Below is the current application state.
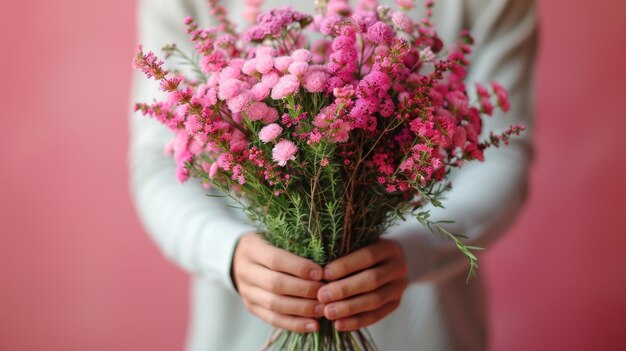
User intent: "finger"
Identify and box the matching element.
[334,300,400,332]
[240,263,323,298]
[318,260,404,303]
[247,235,323,281]
[248,303,319,333]
[324,281,403,320]
[244,285,325,318]
[323,240,398,281]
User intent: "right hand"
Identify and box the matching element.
[232,233,325,333]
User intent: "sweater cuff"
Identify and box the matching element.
[198,219,257,294]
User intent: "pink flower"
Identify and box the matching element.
[208,162,219,179]
[475,83,490,98]
[392,11,413,33]
[251,83,270,100]
[291,49,312,62]
[271,74,300,99]
[258,123,283,143]
[272,139,298,166]
[491,81,510,112]
[226,91,252,113]
[255,55,274,74]
[302,70,329,93]
[246,101,270,121]
[242,59,258,76]
[419,47,436,63]
[262,107,279,123]
[218,79,243,100]
[261,71,280,88]
[274,56,294,72]
[288,61,309,76]
[367,22,394,45]
[218,67,240,81]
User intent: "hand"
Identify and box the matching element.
[317,239,409,331]
[232,233,325,333]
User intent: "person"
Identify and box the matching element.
[128,0,537,350]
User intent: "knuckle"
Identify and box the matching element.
[268,254,281,270]
[268,275,283,293]
[339,284,350,298]
[369,270,383,287]
[267,295,280,311]
[342,303,353,316]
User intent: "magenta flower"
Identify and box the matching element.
[367,22,394,45]
[272,139,298,166]
[491,81,511,112]
[244,6,313,42]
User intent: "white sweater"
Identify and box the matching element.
[128,1,537,350]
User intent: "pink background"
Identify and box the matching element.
[2,1,625,350]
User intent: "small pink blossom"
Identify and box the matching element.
[226,91,252,113]
[258,123,283,143]
[218,79,243,100]
[274,56,294,72]
[395,0,415,10]
[251,83,270,100]
[392,11,413,33]
[208,162,219,179]
[367,22,394,45]
[272,139,298,166]
[246,101,270,121]
[255,55,275,74]
[419,47,436,63]
[302,70,329,93]
[262,107,279,123]
[291,49,312,62]
[242,59,258,76]
[491,81,510,112]
[261,71,280,88]
[288,61,309,76]
[271,74,300,99]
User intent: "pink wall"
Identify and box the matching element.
[1,1,624,350]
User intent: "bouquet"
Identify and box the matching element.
[133,0,523,349]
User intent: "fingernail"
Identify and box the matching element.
[309,269,321,280]
[324,268,334,280]
[327,306,338,319]
[314,304,325,316]
[305,323,317,332]
[320,291,332,303]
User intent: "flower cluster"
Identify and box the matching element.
[133,2,520,346]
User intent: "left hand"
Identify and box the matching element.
[317,239,409,331]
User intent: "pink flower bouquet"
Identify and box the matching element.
[133,0,523,349]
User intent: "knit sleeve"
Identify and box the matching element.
[386,0,539,283]
[128,0,257,294]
